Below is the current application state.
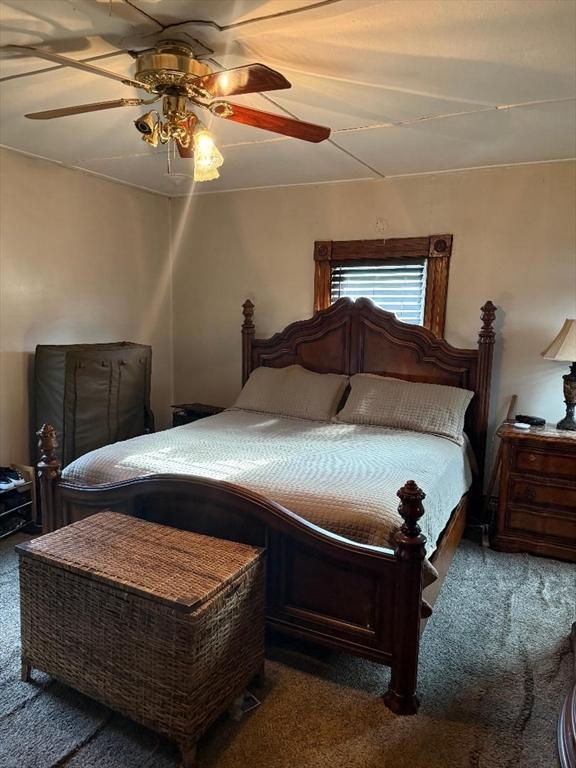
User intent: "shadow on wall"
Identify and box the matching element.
[26,352,34,465]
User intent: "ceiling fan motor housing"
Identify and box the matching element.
[134,41,211,94]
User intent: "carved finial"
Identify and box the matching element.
[397,480,426,538]
[37,423,58,464]
[242,300,256,385]
[242,299,255,330]
[428,234,452,259]
[479,301,497,345]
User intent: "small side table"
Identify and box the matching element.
[171,403,225,427]
[492,423,576,562]
[0,464,37,540]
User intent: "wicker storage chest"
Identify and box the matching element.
[17,512,265,767]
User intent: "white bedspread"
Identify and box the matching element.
[63,410,473,565]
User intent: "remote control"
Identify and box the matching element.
[515,414,546,427]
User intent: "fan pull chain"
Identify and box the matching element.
[167,141,178,176]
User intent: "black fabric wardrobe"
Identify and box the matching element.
[33,342,154,467]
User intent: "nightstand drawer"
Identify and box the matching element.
[507,506,575,541]
[509,475,576,514]
[514,447,576,479]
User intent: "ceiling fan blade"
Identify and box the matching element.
[25,98,146,120]
[196,64,290,98]
[210,102,330,143]
[3,45,148,91]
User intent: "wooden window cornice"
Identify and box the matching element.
[313,235,453,337]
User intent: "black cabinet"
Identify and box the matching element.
[34,343,154,467]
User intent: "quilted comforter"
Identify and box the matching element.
[64,409,473,575]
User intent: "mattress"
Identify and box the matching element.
[63,409,473,573]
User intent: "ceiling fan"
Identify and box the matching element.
[5,40,331,181]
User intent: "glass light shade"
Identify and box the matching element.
[193,128,223,182]
[142,122,159,148]
[193,165,220,182]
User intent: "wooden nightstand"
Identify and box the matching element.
[171,403,225,427]
[492,423,576,562]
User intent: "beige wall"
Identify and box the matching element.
[2,155,574,470]
[0,149,173,465]
[171,162,576,446]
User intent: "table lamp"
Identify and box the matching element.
[541,318,576,430]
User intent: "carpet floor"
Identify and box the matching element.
[1,532,574,768]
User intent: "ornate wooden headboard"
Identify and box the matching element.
[241,297,496,481]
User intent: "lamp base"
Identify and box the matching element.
[556,414,576,431]
[557,364,576,431]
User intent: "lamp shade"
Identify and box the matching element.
[541,319,576,361]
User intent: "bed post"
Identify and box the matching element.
[475,301,497,492]
[242,299,255,385]
[383,480,427,716]
[37,424,61,534]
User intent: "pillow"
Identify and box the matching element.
[233,365,349,422]
[336,374,474,444]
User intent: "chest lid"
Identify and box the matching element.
[17,511,263,613]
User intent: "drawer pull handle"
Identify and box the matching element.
[519,487,536,503]
[528,454,536,462]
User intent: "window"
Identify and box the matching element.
[330,259,427,324]
[314,235,452,337]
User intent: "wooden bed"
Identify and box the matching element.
[37,297,496,715]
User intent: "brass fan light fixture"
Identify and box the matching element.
[6,41,331,182]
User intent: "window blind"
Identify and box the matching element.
[330,259,427,325]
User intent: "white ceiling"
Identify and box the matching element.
[0,0,574,196]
